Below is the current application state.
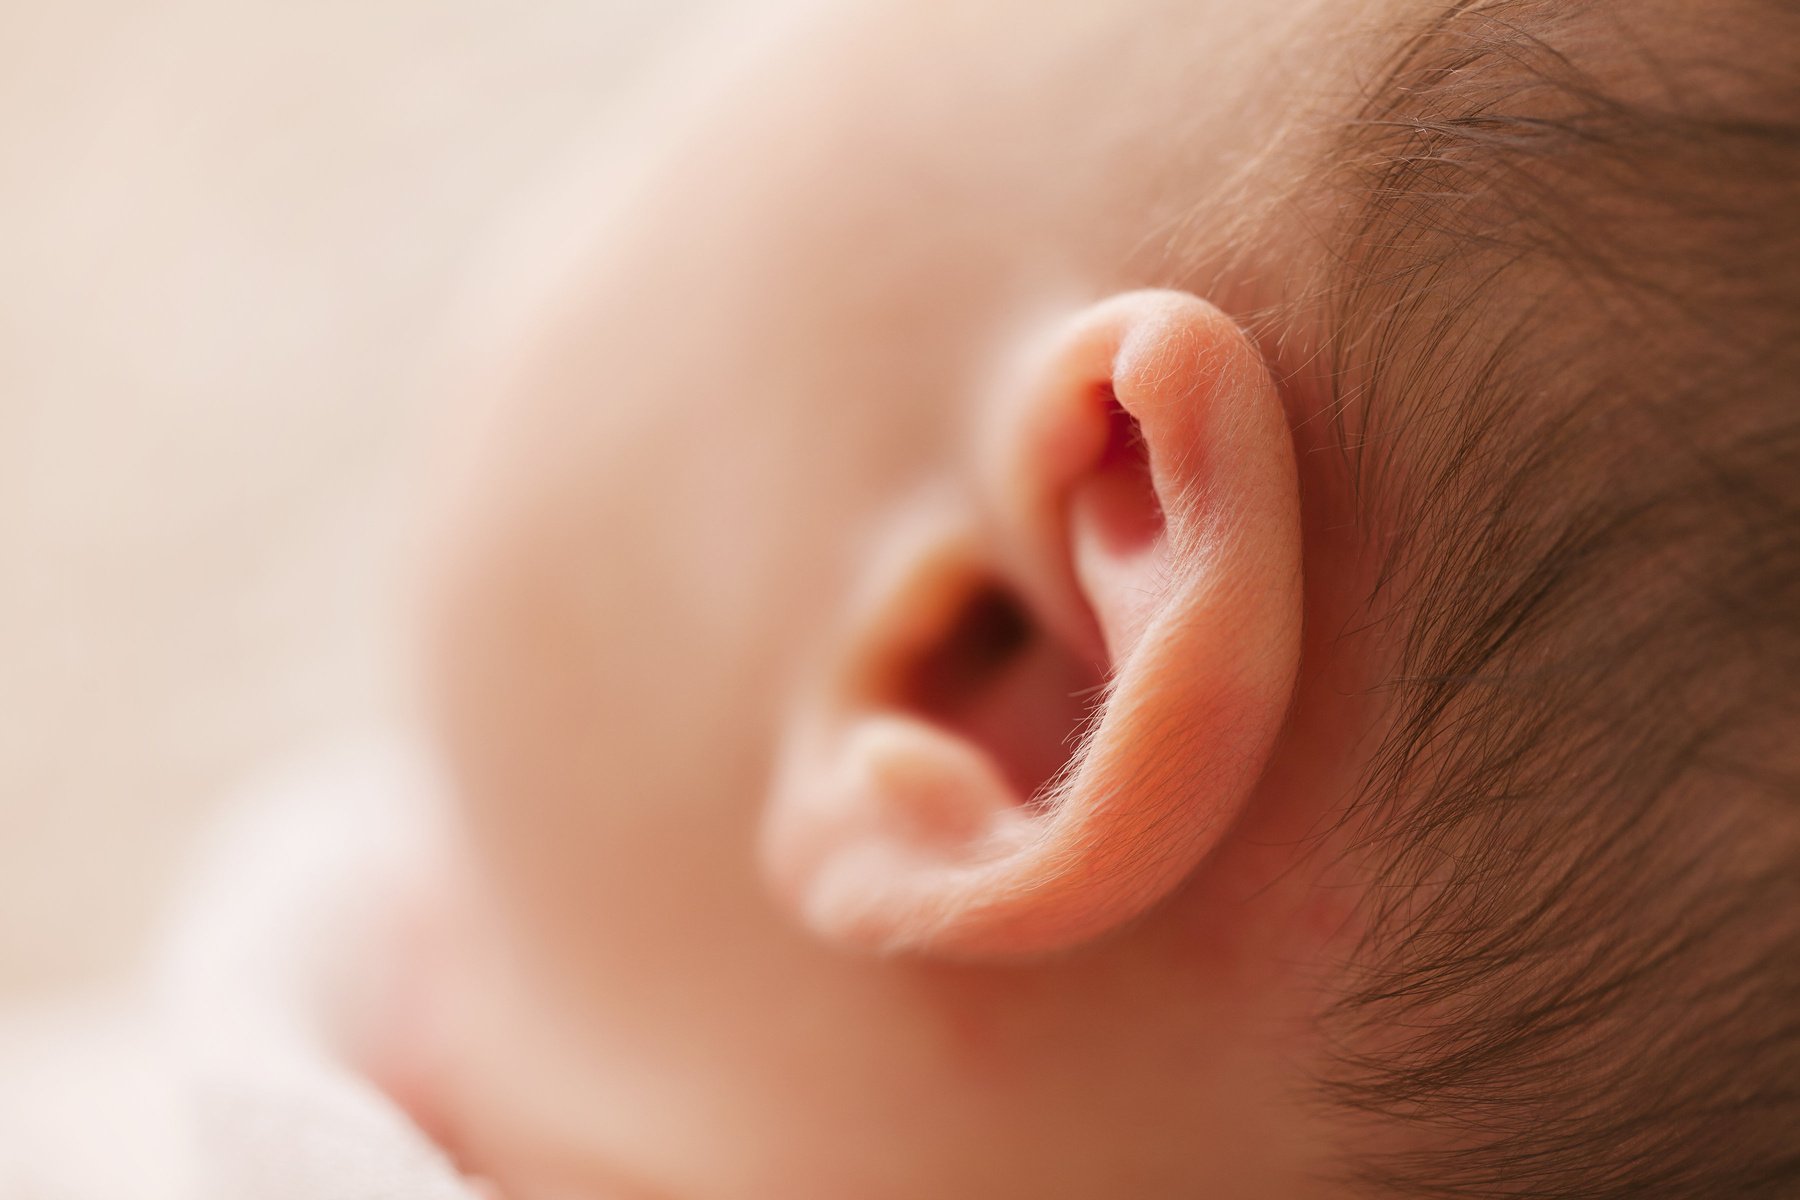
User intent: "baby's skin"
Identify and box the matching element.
[390,0,1466,1196]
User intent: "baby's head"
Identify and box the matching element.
[418,0,1800,1195]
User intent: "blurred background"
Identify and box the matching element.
[0,0,710,999]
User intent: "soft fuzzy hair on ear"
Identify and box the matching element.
[1252,1,1800,1197]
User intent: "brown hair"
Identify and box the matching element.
[1306,1,1800,1195]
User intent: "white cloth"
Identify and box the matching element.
[0,743,480,1200]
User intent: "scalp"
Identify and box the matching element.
[1280,1,1800,1195]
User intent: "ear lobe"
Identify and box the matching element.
[760,291,1303,958]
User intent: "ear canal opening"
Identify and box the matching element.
[895,581,1104,807]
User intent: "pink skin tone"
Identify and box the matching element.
[393,1,1398,1197]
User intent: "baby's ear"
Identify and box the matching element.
[760,291,1303,958]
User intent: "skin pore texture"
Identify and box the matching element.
[404,1,1407,1197]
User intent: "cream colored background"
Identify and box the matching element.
[0,1,704,997]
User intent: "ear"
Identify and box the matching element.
[760,291,1303,958]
